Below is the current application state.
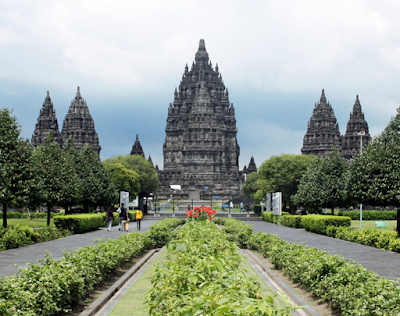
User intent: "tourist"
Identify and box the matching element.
[230,200,233,212]
[135,208,143,231]
[240,201,244,212]
[106,206,114,232]
[119,203,129,232]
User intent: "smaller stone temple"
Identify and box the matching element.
[31,91,63,148]
[242,156,257,179]
[301,90,371,159]
[130,134,145,157]
[341,95,371,159]
[301,90,342,157]
[61,87,101,154]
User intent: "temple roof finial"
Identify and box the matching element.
[320,89,326,103]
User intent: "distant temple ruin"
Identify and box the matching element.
[301,90,370,158]
[157,39,242,200]
[32,87,101,154]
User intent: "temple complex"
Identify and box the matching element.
[31,91,63,148]
[301,90,370,159]
[157,39,241,200]
[341,95,371,159]
[60,87,101,154]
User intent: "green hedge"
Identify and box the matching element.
[226,219,400,315]
[216,218,254,248]
[253,204,261,214]
[0,218,184,316]
[261,211,290,224]
[326,226,400,252]
[281,215,303,228]
[53,214,104,233]
[338,210,397,220]
[301,215,351,235]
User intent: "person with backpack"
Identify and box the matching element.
[118,203,129,232]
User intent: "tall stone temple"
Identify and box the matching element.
[32,91,63,148]
[301,90,370,159]
[61,87,101,154]
[157,39,241,200]
[341,95,371,159]
[32,87,101,155]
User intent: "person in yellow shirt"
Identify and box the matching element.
[135,208,143,231]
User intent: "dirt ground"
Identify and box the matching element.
[252,252,341,316]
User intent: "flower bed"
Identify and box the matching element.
[147,220,299,315]
[186,206,217,221]
[0,218,184,316]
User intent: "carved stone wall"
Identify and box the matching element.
[157,39,240,200]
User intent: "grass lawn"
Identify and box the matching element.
[1,218,54,227]
[109,247,286,315]
[350,220,397,232]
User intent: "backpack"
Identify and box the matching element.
[120,207,127,220]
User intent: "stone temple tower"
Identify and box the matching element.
[158,39,240,200]
[301,89,341,157]
[61,87,101,154]
[31,91,63,148]
[341,95,371,159]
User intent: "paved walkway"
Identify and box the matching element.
[247,221,400,281]
[0,219,161,278]
[2,220,400,282]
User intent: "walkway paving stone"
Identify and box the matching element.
[0,219,161,278]
[247,221,400,281]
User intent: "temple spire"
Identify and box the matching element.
[320,89,326,103]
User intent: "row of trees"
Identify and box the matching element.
[244,107,400,232]
[0,109,159,228]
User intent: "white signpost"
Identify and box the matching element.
[120,191,129,210]
[272,192,282,216]
[266,193,271,213]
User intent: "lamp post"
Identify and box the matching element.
[358,131,365,231]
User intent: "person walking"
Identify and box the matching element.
[106,206,114,232]
[240,201,244,212]
[230,200,234,212]
[135,208,143,231]
[119,203,129,232]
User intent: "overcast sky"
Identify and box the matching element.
[1,0,400,170]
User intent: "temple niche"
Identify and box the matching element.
[31,91,63,148]
[157,39,241,200]
[61,87,101,155]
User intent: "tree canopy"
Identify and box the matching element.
[254,154,316,213]
[102,154,159,195]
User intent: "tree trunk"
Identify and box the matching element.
[290,205,296,215]
[283,201,286,213]
[397,208,400,237]
[2,203,7,228]
[47,204,52,226]
[331,206,334,215]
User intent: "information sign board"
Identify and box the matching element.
[272,192,282,216]
[266,193,271,213]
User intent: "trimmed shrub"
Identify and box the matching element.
[216,218,253,248]
[301,215,351,235]
[338,210,397,220]
[261,211,290,224]
[281,215,303,228]
[53,214,104,233]
[253,204,262,214]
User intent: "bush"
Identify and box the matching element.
[281,215,303,228]
[253,204,262,214]
[216,218,253,248]
[53,214,104,233]
[0,218,184,316]
[261,211,290,224]
[301,215,351,235]
[338,210,397,220]
[0,225,69,251]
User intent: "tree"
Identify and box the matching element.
[254,154,316,213]
[243,172,259,200]
[0,109,34,228]
[348,107,400,234]
[102,154,159,194]
[293,147,349,213]
[32,133,79,225]
[103,162,141,198]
